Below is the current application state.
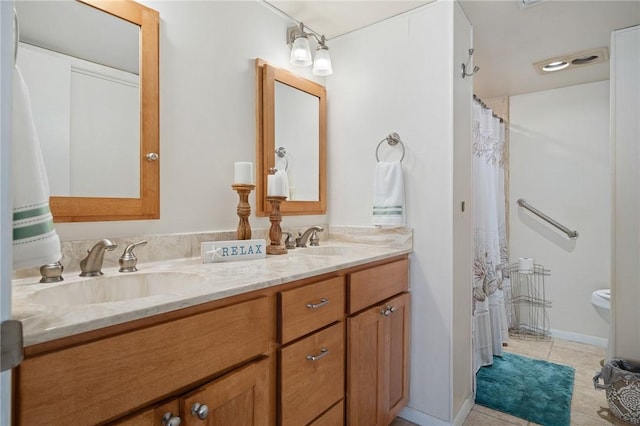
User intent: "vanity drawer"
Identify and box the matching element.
[280,322,345,426]
[348,258,409,314]
[309,400,345,426]
[279,276,345,344]
[17,296,273,426]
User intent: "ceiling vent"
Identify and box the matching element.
[533,47,609,75]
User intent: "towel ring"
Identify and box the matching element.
[375,132,405,163]
[275,146,289,171]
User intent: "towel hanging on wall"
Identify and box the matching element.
[372,161,405,226]
[12,65,61,269]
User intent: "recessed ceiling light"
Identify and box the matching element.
[542,61,569,72]
[533,47,609,75]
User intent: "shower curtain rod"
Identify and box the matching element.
[473,94,504,123]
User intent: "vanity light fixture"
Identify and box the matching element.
[287,22,333,76]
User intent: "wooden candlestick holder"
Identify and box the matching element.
[266,196,287,255]
[231,184,255,240]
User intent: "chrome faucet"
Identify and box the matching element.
[296,226,324,248]
[79,239,117,277]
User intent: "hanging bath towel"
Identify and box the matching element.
[372,161,405,226]
[12,65,61,270]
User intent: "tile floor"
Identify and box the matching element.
[394,337,630,425]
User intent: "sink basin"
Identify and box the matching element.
[289,245,380,257]
[29,272,209,306]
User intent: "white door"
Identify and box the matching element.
[1,2,16,424]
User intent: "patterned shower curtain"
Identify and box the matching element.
[472,99,510,373]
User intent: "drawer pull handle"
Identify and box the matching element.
[191,402,209,420]
[306,347,329,361]
[162,412,182,426]
[306,298,329,309]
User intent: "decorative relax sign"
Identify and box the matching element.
[201,239,266,263]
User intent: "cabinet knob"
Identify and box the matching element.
[161,412,182,426]
[381,305,398,316]
[306,298,329,309]
[146,152,159,161]
[191,402,209,420]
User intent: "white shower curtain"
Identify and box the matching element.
[472,99,510,373]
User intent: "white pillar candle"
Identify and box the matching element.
[267,174,276,196]
[267,172,287,196]
[234,162,253,184]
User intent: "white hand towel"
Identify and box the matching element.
[372,161,405,226]
[12,65,61,270]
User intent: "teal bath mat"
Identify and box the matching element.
[475,352,575,426]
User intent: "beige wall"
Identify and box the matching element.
[510,81,611,343]
[54,1,327,242]
[452,2,473,423]
[327,1,473,423]
[611,26,640,361]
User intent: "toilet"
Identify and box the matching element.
[591,289,611,324]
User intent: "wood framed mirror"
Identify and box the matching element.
[256,59,326,216]
[17,0,159,222]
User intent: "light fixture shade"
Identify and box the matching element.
[290,35,312,67]
[312,47,333,76]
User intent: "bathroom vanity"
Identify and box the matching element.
[11,241,410,425]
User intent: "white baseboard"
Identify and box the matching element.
[452,395,475,426]
[398,406,450,425]
[398,398,474,426]
[550,328,608,348]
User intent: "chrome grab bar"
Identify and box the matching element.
[517,198,579,240]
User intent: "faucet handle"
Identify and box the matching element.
[40,261,64,283]
[119,240,148,273]
[283,232,296,250]
[309,230,321,246]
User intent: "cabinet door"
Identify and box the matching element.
[381,293,410,425]
[181,357,271,426]
[347,303,383,426]
[347,293,410,426]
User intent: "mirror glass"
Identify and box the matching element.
[256,60,326,216]
[274,81,319,201]
[15,0,159,222]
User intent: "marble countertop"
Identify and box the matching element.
[12,241,411,347]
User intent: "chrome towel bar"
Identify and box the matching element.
[517,198,579,240]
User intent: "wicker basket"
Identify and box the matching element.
[594,359,640,424]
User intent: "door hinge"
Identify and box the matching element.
[1,320,24,372]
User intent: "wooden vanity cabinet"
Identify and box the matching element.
[15,296,274,426]
[14,255,410,426]
[347,259,410,426]
[278,276,346,425]
[115,357,270,426]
